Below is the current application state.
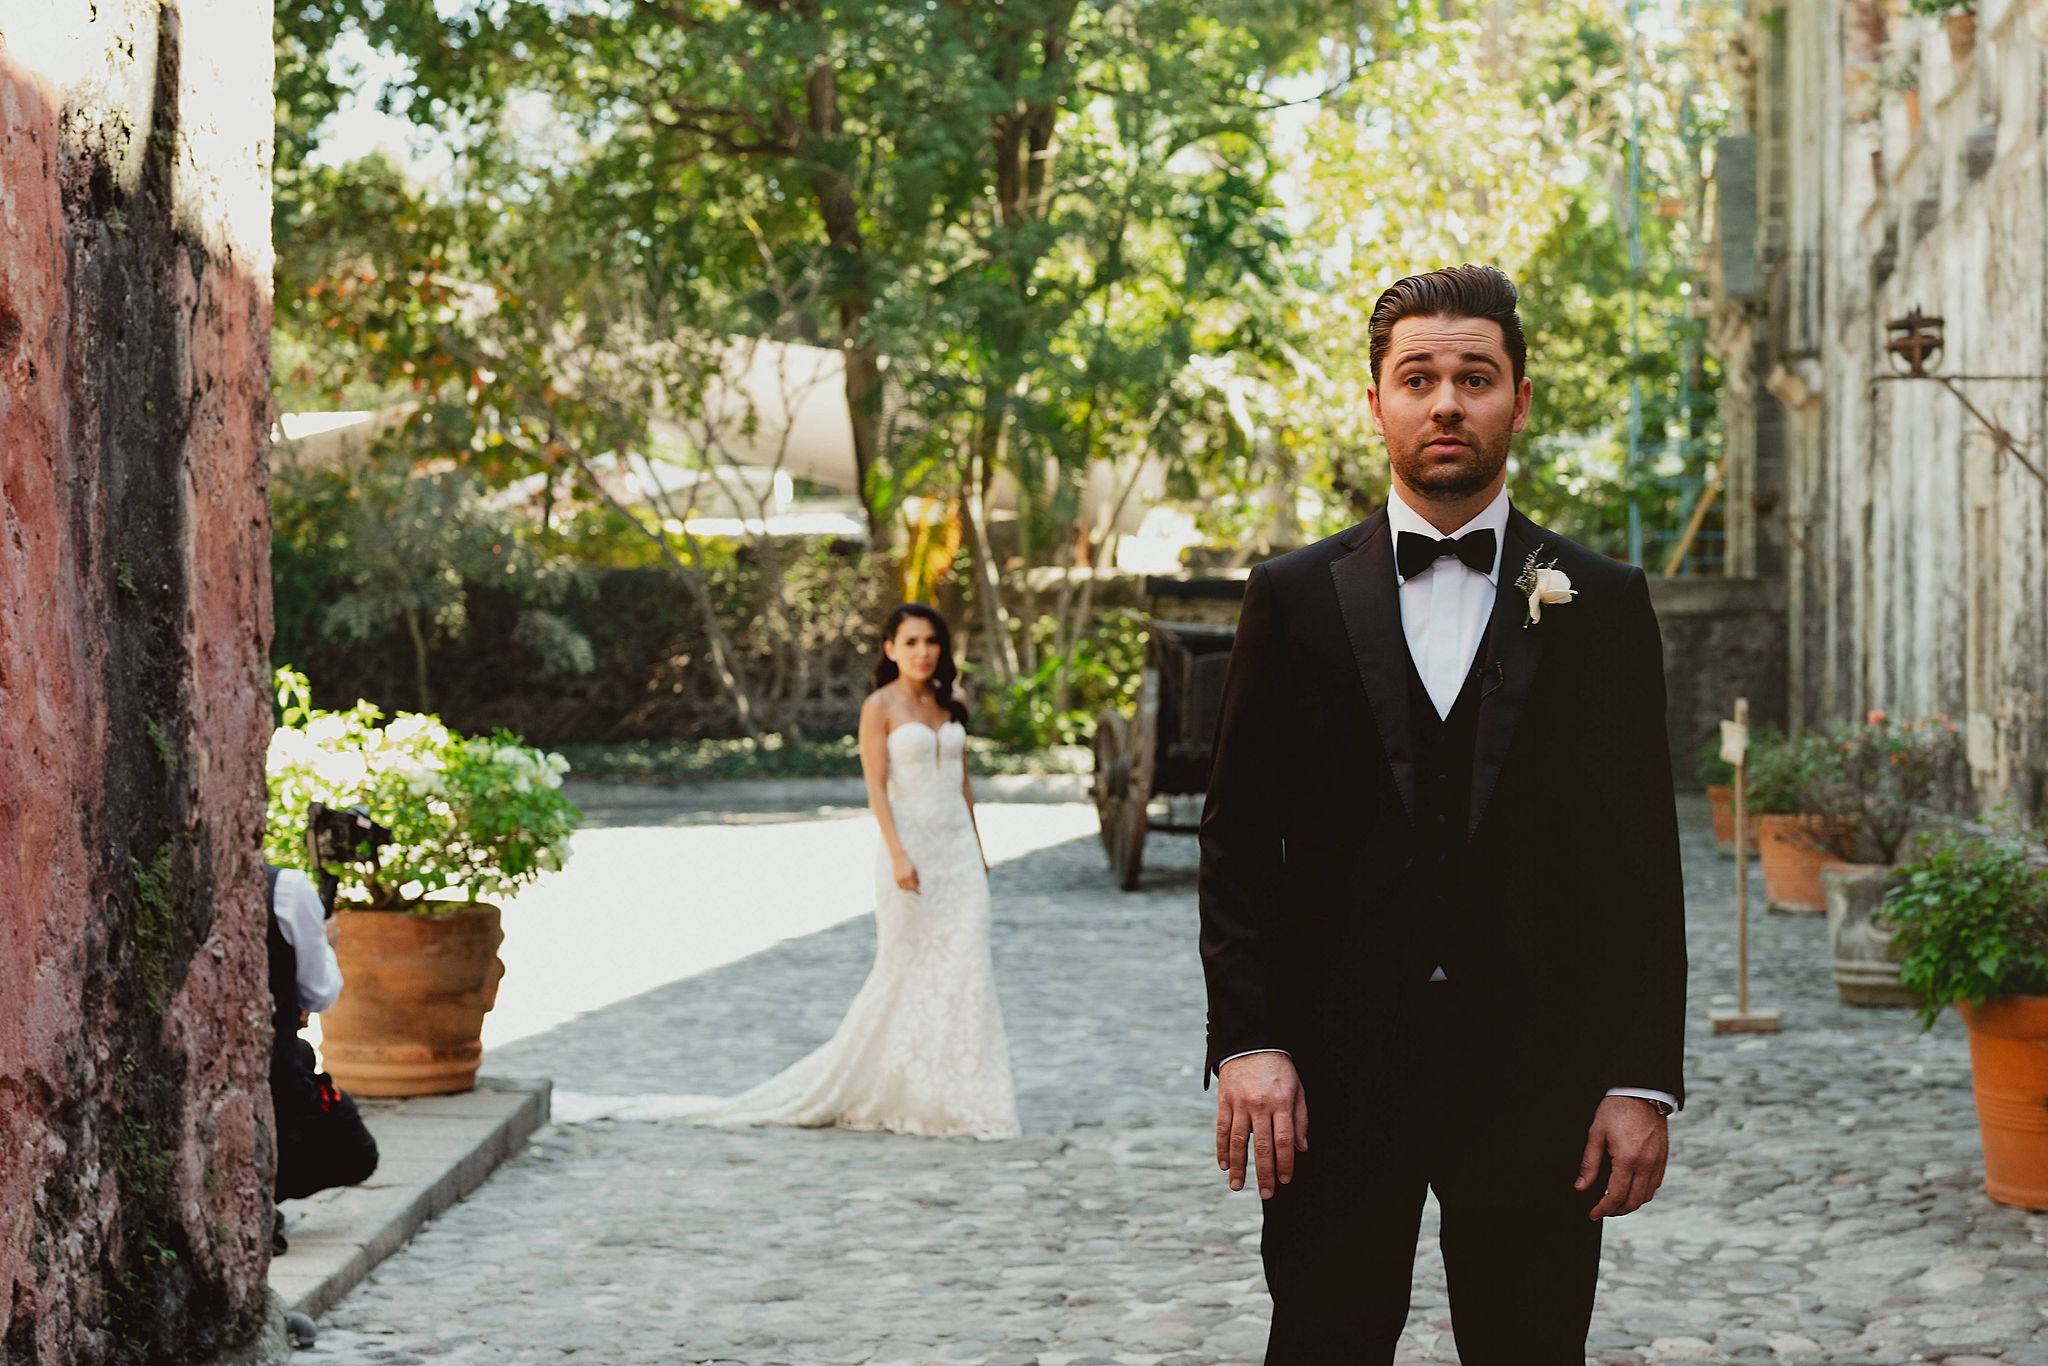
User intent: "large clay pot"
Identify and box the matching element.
[1945,10,1977,68]
[320,903,506,1097]
[1756,814,1851,914]
[1957,996,2048,1210]
[1821,862,1916,1007]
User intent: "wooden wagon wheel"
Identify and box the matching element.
[1091,668,1159,891]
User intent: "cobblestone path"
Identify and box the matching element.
[305,795,2048,1365]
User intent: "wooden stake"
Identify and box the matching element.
[1712,697,1781,1035]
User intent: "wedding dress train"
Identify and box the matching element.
[659,720,1020,1140]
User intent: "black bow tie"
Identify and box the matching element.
[1396,527,1496,580]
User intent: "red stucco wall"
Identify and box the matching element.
[0,2,276,1358]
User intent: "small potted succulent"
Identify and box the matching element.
[1883,828,2048,1209]
[265,667,581,1096]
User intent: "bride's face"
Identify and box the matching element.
[886,618,942,684]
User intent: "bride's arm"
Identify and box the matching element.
[961,764,988,872]
[860,696,919,892]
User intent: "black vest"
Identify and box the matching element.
[1403,640,1488,975]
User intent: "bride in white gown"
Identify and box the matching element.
[672,604,1019,1140]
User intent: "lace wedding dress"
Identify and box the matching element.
[671,720,1020,1140]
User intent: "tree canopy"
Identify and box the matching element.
[272,0,1730,734]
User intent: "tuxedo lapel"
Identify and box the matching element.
[1468,511,1549,838]
[1329,511,1415,825]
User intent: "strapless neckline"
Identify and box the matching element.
[890,719,962,739]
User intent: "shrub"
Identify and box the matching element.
[1745,714,1967,862]
[973,611,1145,751]
[1695,735,1734,788]
[1825,711,1968,864]
[265,666,581,908]
[1746,730,1837,816]
[1883,833,2048,1028]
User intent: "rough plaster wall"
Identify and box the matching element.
[0,0,275,1359]
[1648,581,1790,785]
[1803,0,2048,811]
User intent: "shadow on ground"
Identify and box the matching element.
[484,820,1209,1134]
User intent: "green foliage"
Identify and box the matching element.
[268,0,1738,741]
[266,666,582,908]
[1903,0,1971,17]
[1745,730,1836,816]
[1695,735,1734,788]
[1186,0,1727,556]
[1883,835,2048,1028]
[1822,713,1969,863]
[973,612,1145,749]
[1747,716,1967,861]
[558,734,1088,783]
[271,458,595,710]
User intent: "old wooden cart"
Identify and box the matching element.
[1090,575,1246,889]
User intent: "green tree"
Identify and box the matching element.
[274,0,1336,694]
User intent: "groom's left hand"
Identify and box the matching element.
[1577,1096,1668,1220]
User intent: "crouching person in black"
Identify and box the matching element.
[267,861,379,1241]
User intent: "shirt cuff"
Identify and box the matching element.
[1606,1086,1678,1111]
[1217,1049,1291,1070]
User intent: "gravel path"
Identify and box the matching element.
[299,794,2048,1366]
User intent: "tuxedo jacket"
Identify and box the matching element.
[1197,506,1687,1123]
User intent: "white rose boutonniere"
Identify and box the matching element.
[1516,547,1576,627]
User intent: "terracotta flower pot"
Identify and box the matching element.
[1821,862,1916,1007]
[1756,814,1852,914]
[1957,995,2048,1210]
[320,903,507,1097]
[1945,11,1977,68]
[1707,785,1760,858]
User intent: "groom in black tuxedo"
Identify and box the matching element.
[1199,264,1686,1363]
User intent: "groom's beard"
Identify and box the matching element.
[1388,426,1511,502]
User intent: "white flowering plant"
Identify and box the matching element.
[265,667,580,909]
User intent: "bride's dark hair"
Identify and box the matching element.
[872,603,969,727]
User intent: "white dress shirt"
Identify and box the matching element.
[1219,488,1677,1113]
[1386,485,1510,719]
[274,867,344,1014]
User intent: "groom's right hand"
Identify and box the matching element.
[1216,1052,1308,1199]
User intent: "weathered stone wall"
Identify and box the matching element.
[0,1,276,1361]
[1648,577,1790,785]
[1724,0,2048,814]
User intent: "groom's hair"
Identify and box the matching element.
[1368,264,1527,386]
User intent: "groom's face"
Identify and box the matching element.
[1367,314,1532,503]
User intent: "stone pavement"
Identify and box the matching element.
[302,795,2048,1365]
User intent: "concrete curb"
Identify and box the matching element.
[267,1077,551,1320]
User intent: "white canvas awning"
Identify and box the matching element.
[654,337,860,491]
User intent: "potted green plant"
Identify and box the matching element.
[1878,38,1923,135]
[265,667,581,1095]
[1882,829,2048,1209]
[1907,0,1977,68]
[1696,737,1749,859]
[1816,713,1968,1004]
[1748,730,1851,914]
